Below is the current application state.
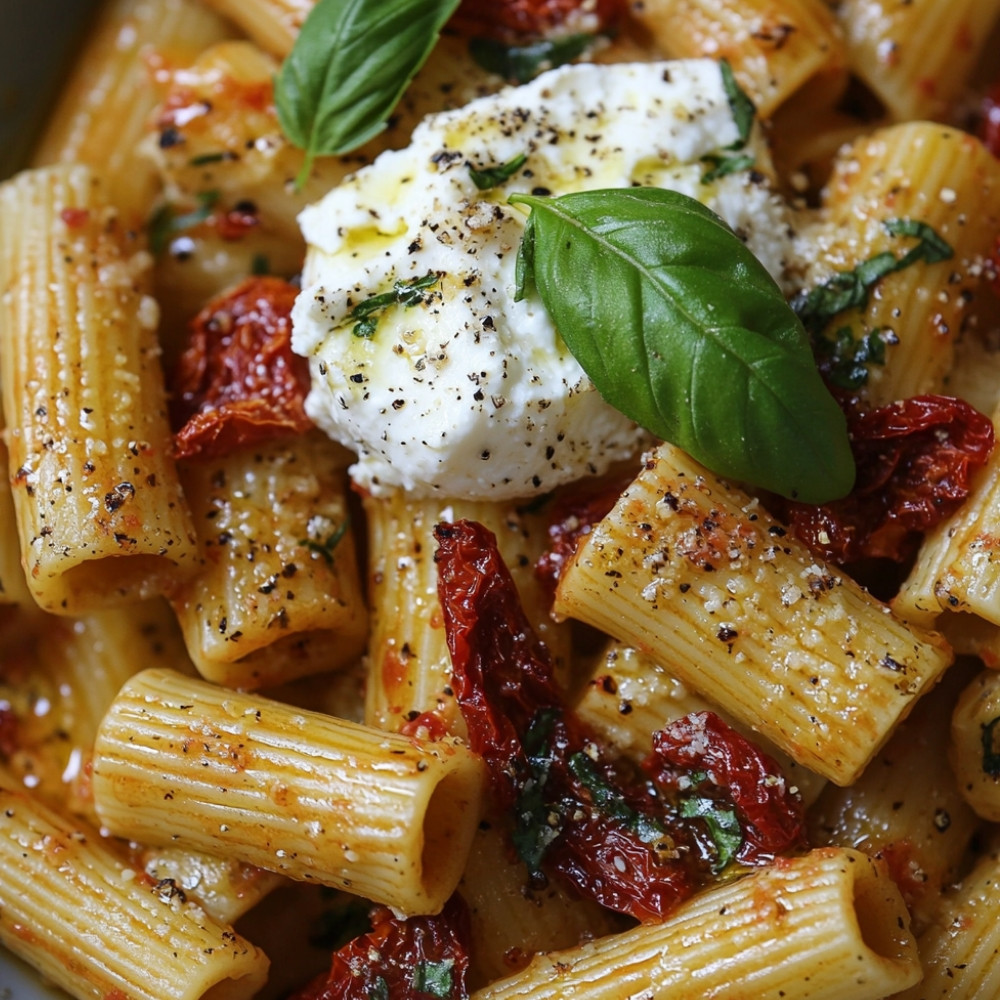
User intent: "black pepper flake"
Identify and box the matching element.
[717,626,738,642]
[104,482,136,512]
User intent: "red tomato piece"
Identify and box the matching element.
[170,276,313,460]
[451,0,621,41]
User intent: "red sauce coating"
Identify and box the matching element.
[451,0,621,41]
[170,276,312,460]
[772,394,994,564]
[288,896,470,1000]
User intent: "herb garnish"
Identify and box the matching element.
[511,708,563,877]
[814,326,889,390]
[147,190,220,254]
[510,186,855,503]
[351,272,440,338]
[700,152,756,184]
[468,152,527,191]
[299,518,350,565]
[275,0,461,188]
[982,716,1000,778]
[468,33,596,84]
[412,959,455,997]
[678,793,742,872]
[720,59,755,146]
[793,219,953,335]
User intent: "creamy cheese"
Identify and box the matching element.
[292,59,797,500]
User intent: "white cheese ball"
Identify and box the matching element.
[292,59,796,499]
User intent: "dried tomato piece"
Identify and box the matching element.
[170,276,312,460]
[451,0,621,42]
[289,896,471,1000]
[435,519,807,922]
[645,711,807,865]
[773,394,993,564]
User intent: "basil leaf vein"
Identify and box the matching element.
[275,0,461,187]
[510,187,855,504]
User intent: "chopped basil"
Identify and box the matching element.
[299,518,350,565]
[700,152,756,184]
[468,33,595,84]
[511,186,855,504]
[368,977,390,1000]
[251,253,270,276]
[412,959,455,997]
[568,751,667,845]
[147,190,220,254]
[792,219,954,335]
[468,152,527,191]
[982,716,1000,778]
[511,708,563,877]
[351,272,440,338]
[815,326,888,390]
[720,59,755,146]
[275,0,461,187]
[188,151,234,166]
[679,795,742,872]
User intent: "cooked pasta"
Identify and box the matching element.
[3,0,1000,997]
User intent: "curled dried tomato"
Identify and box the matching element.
[772,394,993,565]
[435,519,806,922]
[289,895,471,1000]
[170,276,312,460]
[451,0,621,42]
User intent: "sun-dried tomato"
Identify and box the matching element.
[451,0,621,42]
[772,395,993,565]
[288,896,471,1000]
[534,475,628,594]
[170,276,312,460]
[645,711,807,865]
[435,519,807,922]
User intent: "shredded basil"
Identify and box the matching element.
[468,152,527,191]
[982,716,1000,778]
[351,272,440,338]
[679,795,742,872]
[568,751,666,845]
[468,33,595,84]
[412,959,455,998]
[188,151,234,166]
[700,152,756,184]
[719,59,755,146]
[299,518,350,565]
[368,977,390,1000]
[511,708,563,877]
[793,219,954,335]
[250,253,270,276]
[815,326,888,390]
[147,190,220,254]
[511,186,855,504]
[275,0,461,187]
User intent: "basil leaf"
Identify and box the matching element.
[412,959,455,998]
[679,795,742,872]
[468,33,595,84]
[275,0,461,187]
[510,187,855,504]
[147,190,219,255]
[468,152,527,191]
[350,272,440,338]
[720,59,755,146]
[700,152,756,184]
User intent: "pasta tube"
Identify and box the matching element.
[0,165,199,614]
[0,770,269,1000]
[473,847,920,999]
[554,443,953,785]
[92,667,486,914]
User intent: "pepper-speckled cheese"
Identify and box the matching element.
[292,59,795,499]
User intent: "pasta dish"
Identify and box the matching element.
[2,0,1000,997]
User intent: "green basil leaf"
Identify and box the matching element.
[720,59,755,146]
[679,795,742,872]
[468,33,596,84]
[468,152,527,190]
[275,0,460,187]
[412,959,455,998]
[510,187,855,504]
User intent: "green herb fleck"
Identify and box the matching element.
[299,518,350,565]
[719,59,755,146]
[982,716,1000,778]
[251,253,270,276]
[468,152,527,191]
[412,959,455,998]
[468,33,595,84]
[568,751,666,845]
[815,326,888,390]
[147,190,220,254]
[368,977,389,1000]
[351,272,440,338]
[189,151,235,166]
[700,152,756,184]
[511,708,563,877]
[679,794,742,872]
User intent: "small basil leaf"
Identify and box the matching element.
[720,59,755,146]
[510,187,855,504]
[679,795,742,872]
[275,0,461,187]
[468,152,527,190]
[468,33,595,84]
